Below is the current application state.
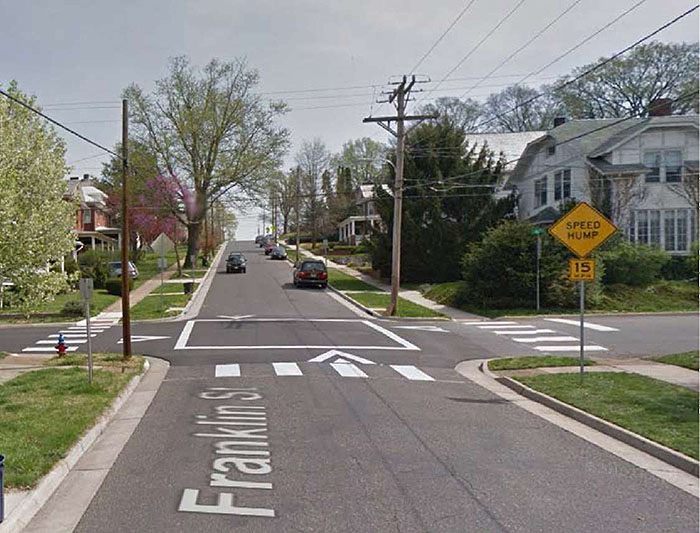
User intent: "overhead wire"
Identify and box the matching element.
[457,0,583,100]
[409,0,479,74]
[0,88,120,158]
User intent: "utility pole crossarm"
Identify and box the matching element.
[362,114,438,123]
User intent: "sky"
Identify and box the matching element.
[1,0,697,239]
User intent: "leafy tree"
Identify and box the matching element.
[557,41,699,118]
[0,82,75,314]
[370,120,514,283]
[331,137,386,187]
[421,96,482,133]
[483,84,564,132]
[124,56,289,267]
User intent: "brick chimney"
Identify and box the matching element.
[553,116,567,127]
[648,98,672,117]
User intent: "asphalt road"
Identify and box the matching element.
[6,241,698,531]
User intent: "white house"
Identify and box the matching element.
[338,184,391,244]
[508,111,699,254]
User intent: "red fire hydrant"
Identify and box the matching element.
[55,333,67,356]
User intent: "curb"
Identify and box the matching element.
[500,310,698,319]
[326,284,380,317]
[480,361,699,477]
[0,359,151,533]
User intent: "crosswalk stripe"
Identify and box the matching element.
[513,336,578,343]
[22,346,79,352]
[272,362,302,376]
[330,363,367,378]
[477,325,534,329]
[35,339,87,345]
[466,321,518,326]
[533,345,608,352]
[48,334,96,338]
[390,365,435,381]
[544,318,619,332]
[215,364,241,377]
[495,329,555,335]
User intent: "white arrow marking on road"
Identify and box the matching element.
[217,314,255,320]
[118,335,171,344]
[308,349,376,365]
[393,325,449,333]
[544,318,619,332]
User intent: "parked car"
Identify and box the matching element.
[264,241,276,255]
[226,253,247,273]
[108,261,139,279]
[270,246,287,260]
[254,235,264,245]
[259,234,273,247]
[293,260,327,289]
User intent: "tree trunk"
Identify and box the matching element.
[184,221,201,268]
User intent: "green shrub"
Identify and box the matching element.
[460,220,602,309]
[78,250,111,289]
[600,240,669,286]
[61,300,84,316]
[105,277,133,296]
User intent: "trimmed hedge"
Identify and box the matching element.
[61,300,84,316]
[105,277,133,296]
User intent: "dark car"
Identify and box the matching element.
[259,234,273,247]
[254,235,264,245]
[270,246,287,260]
[293,260,327,289]
[108,261,139,279]
[226,253,247,273]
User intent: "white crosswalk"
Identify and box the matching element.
[462,319,612,353]
[20,313,120,354]
[214,363,442,382]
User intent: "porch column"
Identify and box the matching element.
[91,236,95,249]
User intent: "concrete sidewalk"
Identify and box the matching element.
[102,261,184,315]
[296,246,482,320]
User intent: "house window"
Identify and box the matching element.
[534,177,548,208]
[643,150,683,183]
[554,169,571,201]
[83,209,92,224]
[631,209,695,252]
[547,145,556,156]
[665,150,682,183]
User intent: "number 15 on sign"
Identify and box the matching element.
[569,259,595,281]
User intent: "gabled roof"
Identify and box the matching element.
[589,115,699,158]
[464,131,546,170]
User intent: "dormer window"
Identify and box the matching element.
[643,150,682,183]
[547,145,556,156]
[83,209,92,224]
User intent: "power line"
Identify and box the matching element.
[458,0,583,100]
[416,0,528,107]
[0,88,120,158]
[512,0,648,89]
[409,0,479,74]
[471,4,699,131]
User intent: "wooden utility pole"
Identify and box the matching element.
[363,75,436,315]
[295,168,301,264]
[120,99,132,360]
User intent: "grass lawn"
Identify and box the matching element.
[651,351,699,371]
[422,280,698,317]
[488,356,596,371]
[130,292,192,320]
[516,372,699,459]
[348,292,445,318]
[0,289,119,324]
[132,246,185,290]
[43,352,143,371]
[0,359,142,488]
[328,268,379,292]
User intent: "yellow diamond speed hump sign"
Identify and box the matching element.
[548,202,617,258]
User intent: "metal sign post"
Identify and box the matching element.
[579,281,585,384]
[548,202,617,384]
[323,239,328,266]
[157,256,167,312]
[532,228,544,311]
[79,278,94,385]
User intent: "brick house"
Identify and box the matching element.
[64,175,121,252]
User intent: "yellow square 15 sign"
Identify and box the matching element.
[569,259,595,281]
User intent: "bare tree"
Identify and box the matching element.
[588,169,648,230]
[124,56,289,266]
[668,172,699,210]
[296,138,330,247]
